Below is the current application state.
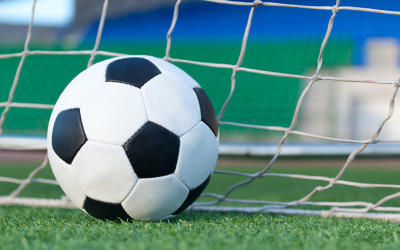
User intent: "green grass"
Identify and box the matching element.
[1,161,400,249]
[2,207,400,250]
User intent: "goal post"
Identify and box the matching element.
[2,0,400,221]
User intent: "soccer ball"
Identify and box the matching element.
[47,56,219,221]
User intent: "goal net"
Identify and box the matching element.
[2,0,400,221]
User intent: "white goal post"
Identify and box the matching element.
[2,0,400,221]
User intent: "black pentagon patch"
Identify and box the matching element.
[193,88,218,137]
[173,175,211,215]
[123,122,180,179]
[83,196,132,222]
[106,57,161,88]
[52,108,87,164]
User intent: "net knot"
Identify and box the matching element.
[395,79,400,88]
[332,5,339,14]
[253,0,263,8]
[366,203,375,210]
[312,74,321,81]
[163,56,172,62]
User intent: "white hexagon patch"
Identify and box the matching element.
[71,140,138,203]
[48,148,86,208]
[175,122,218,189]
[80,82,148,145]
[122,174,188,220]
[141,74,201,136]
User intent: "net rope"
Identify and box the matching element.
[2,0,400,220]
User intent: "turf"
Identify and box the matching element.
[2,207,400,250]
[1,162,400,249]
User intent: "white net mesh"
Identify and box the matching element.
[2,0,400,221]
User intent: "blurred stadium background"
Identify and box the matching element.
[2,0,400,223]
[1,0,400,157]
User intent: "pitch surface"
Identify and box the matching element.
[1,160,400,249]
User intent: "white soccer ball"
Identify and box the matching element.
[47,56,219,221]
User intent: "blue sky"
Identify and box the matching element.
[0,0,74,27]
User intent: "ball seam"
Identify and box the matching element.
[211,131,220,176]
[51,148,86,202]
